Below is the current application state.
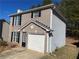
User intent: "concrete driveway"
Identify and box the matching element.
[0,48,44,59]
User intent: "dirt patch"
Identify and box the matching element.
[0,48,44,59]
[0,46,10,53]
[66,37,79,44]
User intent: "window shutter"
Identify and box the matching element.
[19,15,21,25]
[39,10,41,17]
[31,12,33,18]
[12,17,14,26]
[11,32,13,42]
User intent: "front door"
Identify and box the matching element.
[22,32,27,47]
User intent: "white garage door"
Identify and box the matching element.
[28,34,45,53]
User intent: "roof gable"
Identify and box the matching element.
[18,20,53,32]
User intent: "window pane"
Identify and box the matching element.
[33,12,39,18]
[14,15,21,26]
[33,11,41,18]
[17,15,21,25]
[14,17,17,26]
[16,32,20,43]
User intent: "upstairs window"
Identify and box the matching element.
[12,15,21,26]
[31,11,41,18]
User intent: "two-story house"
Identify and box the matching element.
[9,4,66,53]
[0,19,9,41]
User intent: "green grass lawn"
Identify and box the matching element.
[41,45,78,59]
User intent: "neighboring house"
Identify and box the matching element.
[9,4,66,53]
[0,19,9,41]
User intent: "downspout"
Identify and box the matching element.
[49,9,53,53]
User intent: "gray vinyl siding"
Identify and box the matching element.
[2,22,9,41]
[50,14,66,51]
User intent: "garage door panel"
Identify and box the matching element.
[28,34,45,52]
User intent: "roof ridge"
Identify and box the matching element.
[9,4,54,17]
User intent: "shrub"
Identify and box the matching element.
[7,42,19,48]
[0,40,8,46]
